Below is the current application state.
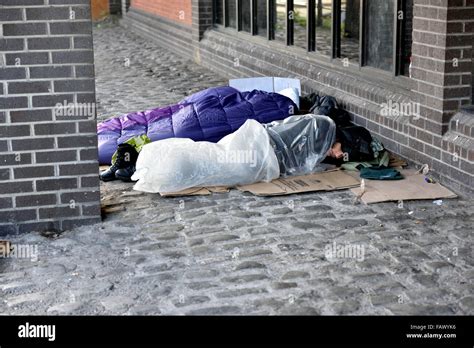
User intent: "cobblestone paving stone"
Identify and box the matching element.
[1,23,473,315]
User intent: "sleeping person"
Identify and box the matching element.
[99,87,380,189]
[131,114,340,193]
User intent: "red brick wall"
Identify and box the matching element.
[131,0,192,26]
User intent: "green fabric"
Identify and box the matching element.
[341,149,390,171]
[341,161,372,171]
[111,135,151,164]
[360,166,404,180]
[371,137,385,159]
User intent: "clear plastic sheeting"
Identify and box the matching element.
[264,114,336,177]
[132,119,280,193]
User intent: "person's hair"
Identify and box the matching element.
[322,140,345,166]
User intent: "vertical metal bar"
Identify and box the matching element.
[223,0,227,27]
[392,0,398,75]
[213,0,217,25]
[268,0,275,40]
[402,0,409,76]
[287,0,294,46]
[332,0,341,58]
[308,0,316,51]
[393,0,403,76]
[331,0,336,58]
[251,0,256,35]
[359,0,365,67]
[237,0,241,31]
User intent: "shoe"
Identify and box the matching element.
[115,165,136,182]
[100,143,139,182]
[100,162,120,182]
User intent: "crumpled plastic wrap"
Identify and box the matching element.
[132,119,280,193]
[264,114,336,177]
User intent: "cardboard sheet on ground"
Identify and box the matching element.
[160,186,230,197]
[351,170,457,204]
[158,170,359,197]
[237,170,360,196]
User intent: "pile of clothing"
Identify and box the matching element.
[98,85,402,192]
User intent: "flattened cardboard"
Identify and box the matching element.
[0,240,11,258]
[229,77,302,95]
[160,186,230,197]
[351,170,457,204]
[237,170,360,196]
[388,152,407,167]
[208,186,231,194]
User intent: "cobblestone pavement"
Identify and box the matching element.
[94,19,227,121]
[1,23,473,316]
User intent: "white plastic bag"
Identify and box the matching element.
[132,119,280,193]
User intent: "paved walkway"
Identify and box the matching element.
[1,23,473,315]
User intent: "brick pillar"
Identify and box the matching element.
[191,0,213,63]
[471,5,474,105]
[0,0,101,235]
[121,0,130,15]
[411,0,474,134]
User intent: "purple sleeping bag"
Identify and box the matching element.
[97,86,297,164]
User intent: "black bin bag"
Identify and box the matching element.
[337,125,374,162]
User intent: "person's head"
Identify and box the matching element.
[327,141,344,159]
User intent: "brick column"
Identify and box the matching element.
[191,0,213,63]
[471,4,474,104]
[0,0,101,235]
[411,0,474,133]
[121,0,130,15]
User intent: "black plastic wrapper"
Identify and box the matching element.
[264,114,336,177]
